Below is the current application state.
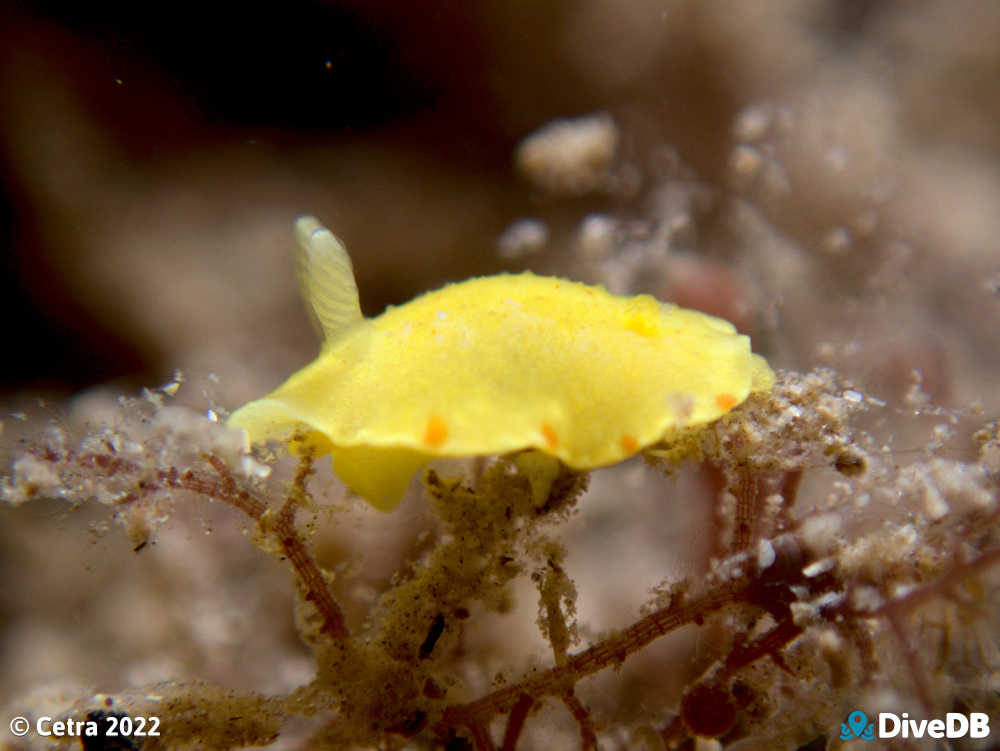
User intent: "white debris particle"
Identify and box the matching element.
[149,405,246,464]
[842,389,863,403]
[824,228,851,254]
[813,591,844,610]
[239,455,273,480]
[141,387,164,407]
[496,218,548,259]
[757,538,776,570]
[576,214,617,260]
[922,482,949,520]
[790,601,816,624]
[851,585,884,613]
[763,493,784,519]
[791,591,844,625]
[733,103,772,142]
[515,112,619,196]
[895,524,918,547]
[4,455,62,505]
[897,458,995,516]
[729,145,764,181]
[932,423,953,442]
[892,582,916,599]
[904,370,931,407]
[803,558,836,578]
[816,628,843,652]
[799,513,842,555]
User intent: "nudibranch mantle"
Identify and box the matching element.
[229,216,774,511]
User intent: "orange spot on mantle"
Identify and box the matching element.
[715,393,738,411]
[621,434,639,453]
[423,415,448,447]
[540,423,559,449]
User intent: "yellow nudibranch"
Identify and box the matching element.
[229,216,774,511]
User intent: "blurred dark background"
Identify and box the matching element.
[0,0,779,397]
[2,0,999,408]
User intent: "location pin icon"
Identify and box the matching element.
[848,711,867,737]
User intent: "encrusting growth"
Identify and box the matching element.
[4,219,1000,751]
[2,367,999,750]
[228,216,774,510]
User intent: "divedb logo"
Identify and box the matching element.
[840,710,991,741]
